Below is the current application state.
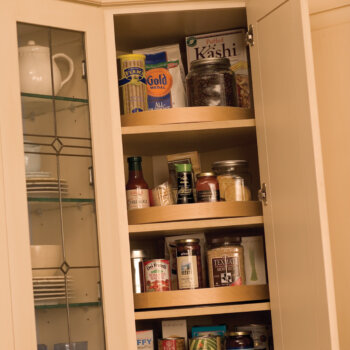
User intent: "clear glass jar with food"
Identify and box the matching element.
[186,57,238,107]
[207,236,245,287]
[212,160,252,201]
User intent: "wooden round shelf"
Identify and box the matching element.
[134,285,269,310]
[128,201,262,225]
[121,106,253,127]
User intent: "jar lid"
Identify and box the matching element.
[130,249,146,258]
[175,163,192,172]
[228,331,251,336]
[175,238,200,244]
[160,337,185,340]
[212,160,248,169]
[197,172,216,178]
[210,236,241,246]
[190,57,231,69]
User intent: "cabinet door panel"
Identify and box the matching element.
[247,0,339,349]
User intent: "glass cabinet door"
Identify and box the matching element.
[17,22,106,350]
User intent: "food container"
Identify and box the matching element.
[118,54,148,114]
[152,181,174,206]
[212,160,252,201]
[176,238,202,289]
[190,335,220,350]
[158,337,186,350]
[175,163,194,204]
[225,332,254,349]
[186,57,237,107]
[131,249,146,293]
[144,259,170,292]
[236,324,271,350]
[207,236,245,287]
[196,172,219,202]
[136,330,154,350]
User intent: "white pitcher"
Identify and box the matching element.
[19,40,74,95]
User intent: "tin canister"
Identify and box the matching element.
[131,249,146,293]
[190,335,220,350]
[144,259,170,292]
[118,54,148,114]
[158,337,185,350]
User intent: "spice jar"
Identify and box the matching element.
[176,238,202,289]
[212,160,252,201]
[175,163,194,204]
[225,332,254,349]
[186,57,237,107]
[196,172,220,202]
[207,236,245,287]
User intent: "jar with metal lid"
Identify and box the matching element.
[207,236,245,287]
[176,238,202,289]
[196,172,220,202]
[130,249,146,293]
[186,57,238,107]
[212,160,252,202]
[225,332,254,350]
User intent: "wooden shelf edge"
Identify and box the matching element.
[128,201,262,225]
[129,215,264,235]
[134,285,269,309]
[135,302,271,320]
[122,119,255,135]
[121,106,253,127]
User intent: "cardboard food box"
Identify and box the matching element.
[186,28,252,108]
[162,319,188,349]
[136,330,154,350]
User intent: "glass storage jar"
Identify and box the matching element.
[186,57,237,107]
[212,160,252,201]
[225,332,254,349]
[196,172,219,202]
[207,236,245,287]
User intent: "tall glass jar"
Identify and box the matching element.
[186,57,238,107]
[212,160,252,201]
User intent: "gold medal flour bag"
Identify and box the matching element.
[133,44,186,110]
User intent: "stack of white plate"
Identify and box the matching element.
[26,172,69,196]
[33,276,73,305]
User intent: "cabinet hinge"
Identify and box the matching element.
[258,183,267,205]
[246,24,255,47]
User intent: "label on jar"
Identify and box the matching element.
[197,189,220,202]
[144,259,170,292]
[126,189,150,210]
[177,255,198,289]
[212,255,243,286]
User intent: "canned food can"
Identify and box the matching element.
[118,54,148,114]
[190,335,219,349]
[144,259,170,292]
[158,337,185,350]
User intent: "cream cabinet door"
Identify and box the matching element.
[0,1,135,350]
[247,0,339,349]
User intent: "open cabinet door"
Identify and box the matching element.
[246,1,339,349]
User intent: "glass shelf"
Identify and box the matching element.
[35,301,101,310]
[27,197,94,203]
[21,92,88,119]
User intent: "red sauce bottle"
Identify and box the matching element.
[126,156,150,210]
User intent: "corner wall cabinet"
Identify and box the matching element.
[0,0,339,350]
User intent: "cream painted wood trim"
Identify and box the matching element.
[308,0,350,15]
[61,0,245,8]
[310,4,350,30]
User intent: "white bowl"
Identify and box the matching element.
[31,245,62,277]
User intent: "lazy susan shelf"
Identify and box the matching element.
[134,285,269,310]
[128,201,262,225]
[121,106,253,127]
